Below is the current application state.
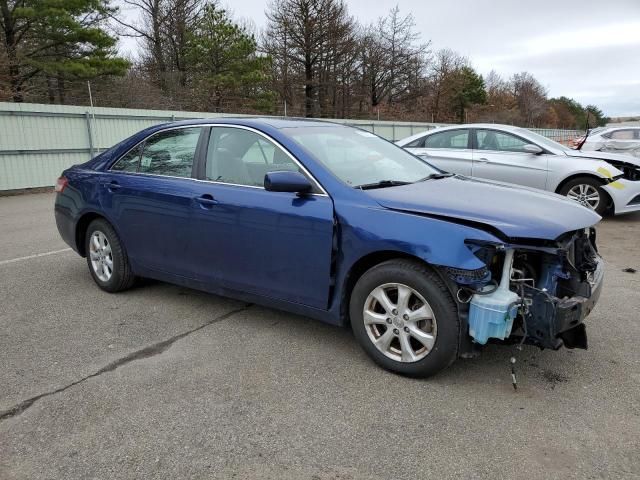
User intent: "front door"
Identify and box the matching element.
[472,129,549,189]
[190,126,335,309]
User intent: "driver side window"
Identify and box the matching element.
[477,130,529,153]
[205,127,302,187]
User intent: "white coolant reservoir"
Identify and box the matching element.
[468,249,520,345]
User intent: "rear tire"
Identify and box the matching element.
[559,176,609,215]
[349,259,459,378]
[85,219,136,293]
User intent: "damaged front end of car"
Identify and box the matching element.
[446,228,604,354]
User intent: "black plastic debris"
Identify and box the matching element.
[622,268,637,274]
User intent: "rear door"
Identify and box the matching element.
[189,126,335,309]
[408,129,472,175]
[471,129,549,189]
[99,126,205,277]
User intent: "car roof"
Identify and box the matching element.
[396,123,524,145]
[433,123,523,132]
[604,125,640,130]
[162,116,345,130]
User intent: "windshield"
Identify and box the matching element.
[515,128,573,152]
[286,126,440,187]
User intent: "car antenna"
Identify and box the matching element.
[576,109,592,151]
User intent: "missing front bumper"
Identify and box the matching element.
[515,255,604,350]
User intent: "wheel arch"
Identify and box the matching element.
[339,250,450,327]
[74,212,108,257]
[554,172,606,194]
[554,173,613,212]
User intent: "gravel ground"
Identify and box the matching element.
[1,192,638,479]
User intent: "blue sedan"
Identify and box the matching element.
[55,118,604,377]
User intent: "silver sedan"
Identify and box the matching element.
[397,123,640,215]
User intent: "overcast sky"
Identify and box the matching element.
[118,0,640,117]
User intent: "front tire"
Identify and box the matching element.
[349,259,459,378]
[85,219,136,293]
[559,176,609,215]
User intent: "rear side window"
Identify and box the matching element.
[608,129,636,140]
[139,127,202,178]
[424,130,469,149]
[476,130,529,153]
[111,146,141,172]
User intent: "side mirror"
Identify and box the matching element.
[523,144,543,155]
[264,171,313,194]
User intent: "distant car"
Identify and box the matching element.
[397,123,640,215]
[55,118,603,378]
[575,126,640,158]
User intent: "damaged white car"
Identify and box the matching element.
[397,124,640,215]
[576,126,640,158]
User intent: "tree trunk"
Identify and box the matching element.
[56,75,66,104]
[304,54,314,117]
[1,1,23,102]
[46,77,56,103]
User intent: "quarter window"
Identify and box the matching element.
[424,130,469,149]
[405,136,428,148]
[476,130,529,153]
[137,127,201,178]
[206,127,302,187]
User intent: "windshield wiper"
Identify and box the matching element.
[417,172,455,181]
[355,173,454,189]
[355,180,412,190]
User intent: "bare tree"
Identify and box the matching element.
[111,0,202,92]
[359,7,429,110]
[428,49,466,122]
[510,71,548,126]
[263,0,356,117]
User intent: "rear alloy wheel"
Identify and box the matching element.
[350,259,459,377]
[560,176,609,215]
[89,230,113,282]
[85,219,136,292]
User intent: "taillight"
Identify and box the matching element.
[55,176,68,193]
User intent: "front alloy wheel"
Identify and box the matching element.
[350,259,459,377]
[363,283,437,363]
[566,183,601,211]
[559,176,609,215]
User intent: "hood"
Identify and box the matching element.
[566,149,640,167]
[366,176,600,240]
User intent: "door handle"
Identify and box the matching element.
[476,157,490,163]
[105,181,121,191]
[195,195,218,208]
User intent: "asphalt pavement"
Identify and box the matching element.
[1,192,638,479]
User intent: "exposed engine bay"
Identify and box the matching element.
[449,228,603,352]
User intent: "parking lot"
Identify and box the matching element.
[0,192,638,479]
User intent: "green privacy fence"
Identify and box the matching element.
[0,102,582,191]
